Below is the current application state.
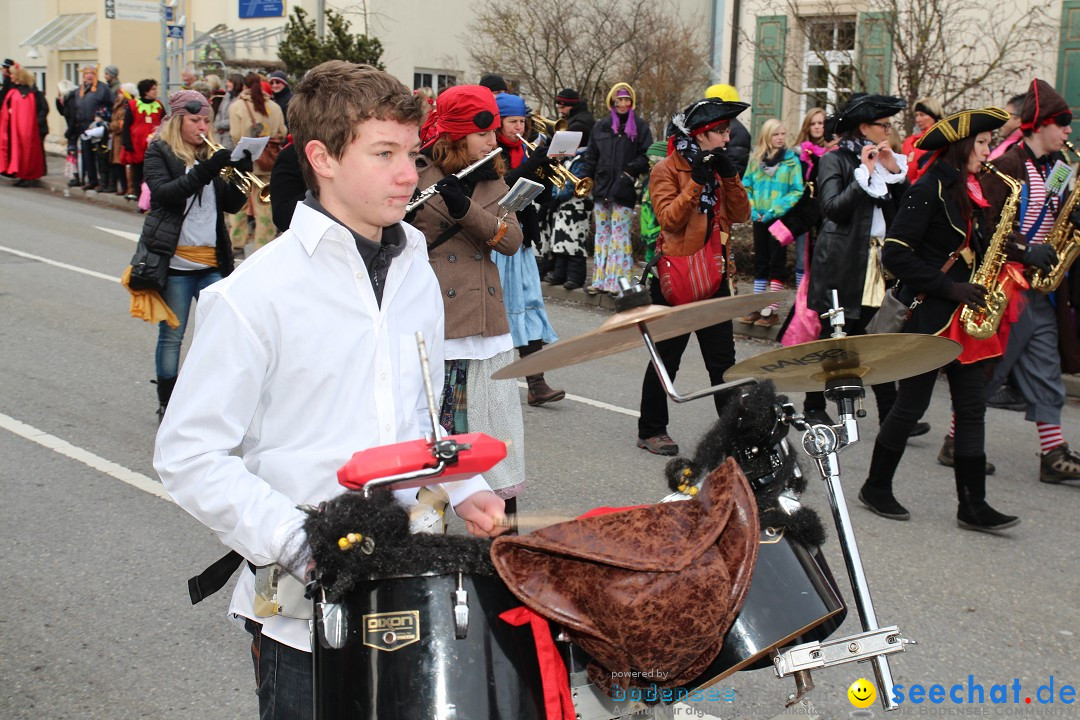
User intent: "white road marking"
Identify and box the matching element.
[517,381,639,417]
[0,244,120,283]
[94,225,140,242]
[0,412,173,503]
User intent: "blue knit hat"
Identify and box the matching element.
[495,93,528,119]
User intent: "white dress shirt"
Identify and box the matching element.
[154,202,490,651]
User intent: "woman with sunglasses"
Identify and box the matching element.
[979,78,1080,484]
[804,94,918,432]
[141,91,249,421]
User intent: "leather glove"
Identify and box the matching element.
[711,150,737,178]
[1023,242,1058,273]
[525,143,551,174]
[193,148,233,184]
[946,282,989,309]
[231,149,254,175]
[435,174,471,219]
[690,152,714,185]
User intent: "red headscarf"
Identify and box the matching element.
[420,85,500,147]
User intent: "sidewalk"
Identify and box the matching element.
[26,145,1080,399]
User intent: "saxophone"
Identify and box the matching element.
[1029,139,1080,293]
[961,161,1022,339]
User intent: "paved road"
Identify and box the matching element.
[2,184,1079,720]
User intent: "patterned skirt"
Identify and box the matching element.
[439,350,526,498]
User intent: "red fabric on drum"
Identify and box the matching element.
[500,606,575,720]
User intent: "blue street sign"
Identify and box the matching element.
[166,24,185,38]
[239,0,284,19]
[163,6,174,21]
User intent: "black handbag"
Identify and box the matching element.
[127,191,198,292]
[128,240,170,292]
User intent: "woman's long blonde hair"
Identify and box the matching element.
[795,107,827,146]
[151,114,216,167]
[751,118,786,166]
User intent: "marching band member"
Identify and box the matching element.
[409,84,529,511]
[492,92,565,406]
[803,94,921,433]
[155,63,505,719]
[636,98,750,456]
[860,107,1019,531]
[980,79,1080,484]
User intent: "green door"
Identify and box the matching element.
[752,16,787,137]
[1059,0,1080,139]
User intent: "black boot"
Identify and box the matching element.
[545,254,568,285]
[564,255,586,290]
[858,442,910,520]
[954,454,1019,532]
[154,375,177,424]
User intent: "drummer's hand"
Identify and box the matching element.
[456,490,508,538]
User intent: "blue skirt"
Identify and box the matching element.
[492,245,558,348]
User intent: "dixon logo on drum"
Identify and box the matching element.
[362,610,420,652]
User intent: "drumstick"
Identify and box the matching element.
[495,513,577,530]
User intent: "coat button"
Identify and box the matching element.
[474,252,482,261]
[488,286,495,295]
[448,253,457,263]
[447,288,456,298]
[439,221,449,230]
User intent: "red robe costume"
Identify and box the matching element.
[0,86,47,181]
[120,97,163,165]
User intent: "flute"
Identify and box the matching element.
[406,147,503,213]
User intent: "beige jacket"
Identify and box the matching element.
[409,156,523,340]
[228,90,286,176]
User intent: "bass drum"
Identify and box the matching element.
[677,526,846,691]
[314,573,545,720]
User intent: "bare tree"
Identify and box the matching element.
[743,0,1053,132]
[468,0,709,134]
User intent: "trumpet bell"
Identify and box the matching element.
[530,113,567,138]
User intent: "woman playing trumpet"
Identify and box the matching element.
[492,92,565,406]
[140,90,249,421]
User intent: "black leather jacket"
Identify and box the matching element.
[807,146,907,318]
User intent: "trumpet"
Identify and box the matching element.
[530,112,566,140]
[200,134,271,205]
[516,134,593,199]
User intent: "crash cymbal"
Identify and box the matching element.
[724,334,961,392]
[492,292,786,379]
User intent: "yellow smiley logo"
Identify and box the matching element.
[848,678,877,708]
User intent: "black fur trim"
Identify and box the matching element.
[663,381,827,548]
[300,491,496,602]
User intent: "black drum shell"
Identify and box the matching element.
[677,530,846,692]
[314,573,544,720]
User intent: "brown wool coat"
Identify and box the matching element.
[649,151,751,257]
[410,156,523,340]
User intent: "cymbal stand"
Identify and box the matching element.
[771,295,912,712]
[616,278,759,403]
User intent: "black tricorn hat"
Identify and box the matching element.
[914,107,1010,150]
[674,98,750,136]
[834,94,906,132]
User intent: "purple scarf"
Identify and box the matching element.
[610,108,638,142]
